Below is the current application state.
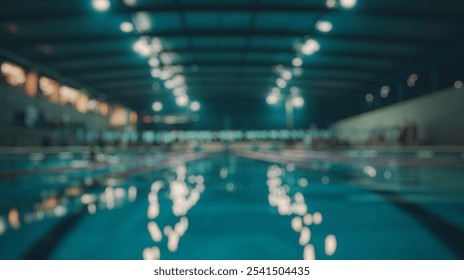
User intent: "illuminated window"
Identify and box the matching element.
[25,72,38,96]
[143,115,152,124]
[110,107,128,126]
[1,61,26,87]
[39,76,60,103]
[130,111,138,124]
[99,102,109,116]
[75,92,89,113]
[88,99,98,112]
[59,86,79,106]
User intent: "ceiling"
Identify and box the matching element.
[0,0,463,127]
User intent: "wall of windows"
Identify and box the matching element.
[39,76,60,103]
[0,60,136,127]
[1,62,26,87]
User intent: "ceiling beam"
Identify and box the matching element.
[61,61,389,76]
[112,87,358,100]
[1,3,463,24]
[41,48,414,67]
[92,76,365,90]
[4,30,438,48]
[82,70,378,85]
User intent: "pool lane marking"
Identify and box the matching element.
[18,152,207,260]
[249,149,464,167]
[0,151,190,180]
[239,150,464,259]
[368,187,464,259]
[21,213,84,260]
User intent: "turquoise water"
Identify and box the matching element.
[0,150,463,260]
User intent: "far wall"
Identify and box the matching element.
[330,87,464,145]
[0,84,112,146]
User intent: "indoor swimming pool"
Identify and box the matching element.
[0,148,463,260]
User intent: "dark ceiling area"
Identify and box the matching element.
[1,0,464,128]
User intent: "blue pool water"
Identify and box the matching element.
[0,148,463,260]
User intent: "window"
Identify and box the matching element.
[59,86,79,106]
[99,102,109,116]
[39,76,60,103]
[130,111,138,124]
[1,61,26,87]
[25,72,38,96]
[110,106,128,126]
[76,92,89,113]
[88,99,98,112]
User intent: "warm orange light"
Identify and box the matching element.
[99,102,109,116]
[143,115,152,123]
[110,106,128,126]
[59,86,79,106]
[39,76,60,103]
[25,71,38,96]
[8,208,20,229]
[1,61,26,87]
[76,92,89,113]
[130,111,138,124]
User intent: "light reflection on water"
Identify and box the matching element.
[265,164,335,259]
[0,177,139,237]
[143,162,205,260]
[0,150,463,259]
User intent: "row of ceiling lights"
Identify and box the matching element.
[93,0,357,10]
[93,0,462,112]
[91,0,200,114]
[365,75,463,104]
[266,0,356,107]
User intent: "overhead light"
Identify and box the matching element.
[315,20,333,33]
[133,12,151,33]
[173,87,186,96]
[92,0,110,11]
[292,96,304,108]
[380,85,390,98]
[277,78,287,88]
[292,57,303,67]
[160,69,173,80]
[266,94,280,105]
[190,101,200,112]
[151,37,163,53]
[152,101,162,112]
[172,75,185,87]
[151,68,161,78]
[409,73,418,82]
[123,0,137,6]
[340,0,357,8]
[281,70,293,80]
[407,80,415,87]
[160,52,173,65]
[133,37,151,56]
[175,95,189,106]
[407,74,418,87]
[149,57,160,67]
[164,80,174,89]
[454,80,463,89]
[365,93,374,103]
[120,22,134,33]
[271,87,281,94]
[301,39,320,55]
[326,0,336,8]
